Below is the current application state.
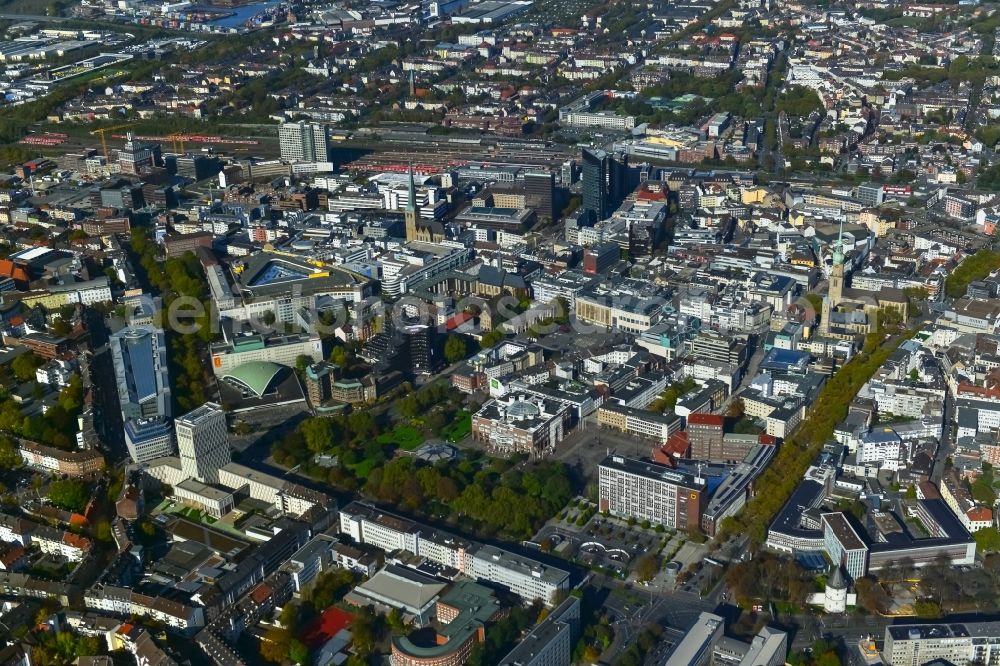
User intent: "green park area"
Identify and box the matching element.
[439,410,472,442]
[345,457,380,480]
[376,425,424,451]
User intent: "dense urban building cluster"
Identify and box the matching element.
[1,0,1000,663]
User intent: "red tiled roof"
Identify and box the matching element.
[967,506,993,522]
[250,583,273,605]
[665,431,689,456]
[0,544,24,566]
[917,481,941,500]
[62,532,92,550]
[652,432,689,465]
[0,260,29,283]
[303,608,354,648]
[687,413,724,427]
[957,382,1000,400]
[446,312,473,331]
[637,189,667,202]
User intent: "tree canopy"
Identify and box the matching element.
[718,326,917,545]
[775,86,823,117]
[47,479,90,513]
[945,250,1000,298]
[444,334,469,364]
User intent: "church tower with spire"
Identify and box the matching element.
[404,163,420,242]
[829,219,845,307]
[821,221,846,335]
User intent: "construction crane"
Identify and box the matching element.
[89,123,134,164]
[168,131,186,156]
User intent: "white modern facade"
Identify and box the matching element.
[176,403,230,484]
[338,502,569,606]
[884,623,1000,666]
[278,121,331,163]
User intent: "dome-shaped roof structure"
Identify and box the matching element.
[222,361,284,398]
[415,441,458,462]
[506,400,540,418]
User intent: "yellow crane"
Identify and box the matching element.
[88,123,135,164]
[168,131,186,156]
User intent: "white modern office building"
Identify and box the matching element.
[278,121,331,163]
[176,403,230,484]
[338,502,570,606]
[884,622,1000,666]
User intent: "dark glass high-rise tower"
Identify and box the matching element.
[581,147,610,221]
[524,171,555,221]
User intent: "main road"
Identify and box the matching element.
[931,358,954,484]
[84,306,126,464]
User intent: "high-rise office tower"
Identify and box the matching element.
[176,403,230,484]
[561,159,576,185]
[821,220,846,336]
[400,324,438,374]
[110,325,171,422]
[581,147,610,222]
[524,171,555,221]
[610,150,632,208]
[278,122,331,163]
[117,132,160,175]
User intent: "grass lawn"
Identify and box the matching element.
[347,457,379,479]
[440,410,471,442]
[377,424,424,450]
[169,505,221,525]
